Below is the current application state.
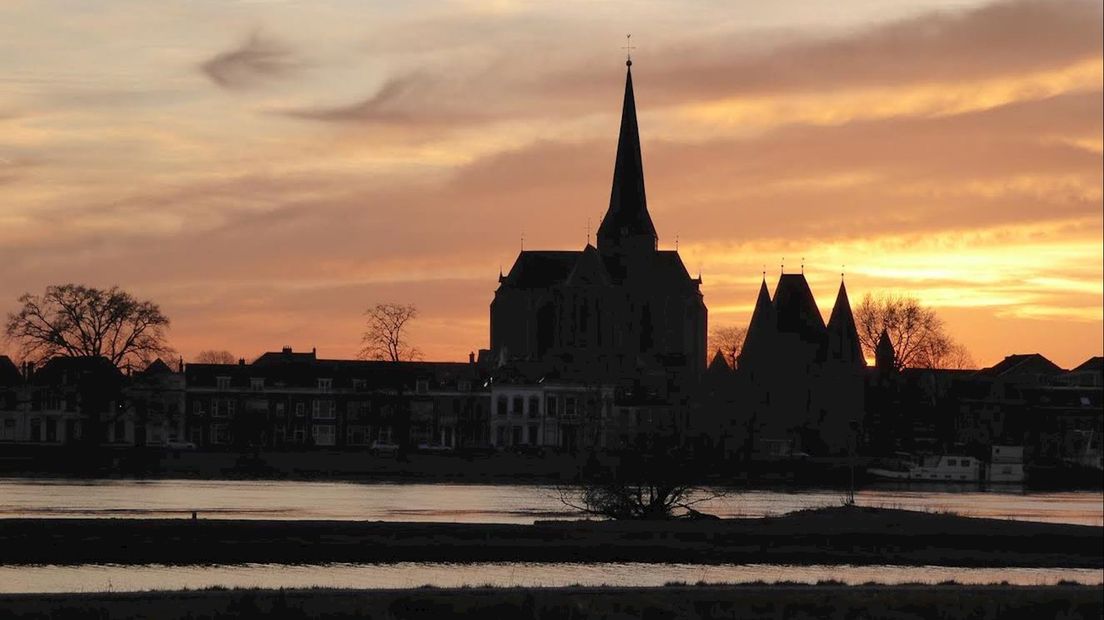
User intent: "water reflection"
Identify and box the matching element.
[0,478,1100,525]
[0,562,1098,593]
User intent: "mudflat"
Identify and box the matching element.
[1,505,1100,567]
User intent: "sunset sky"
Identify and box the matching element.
[1,0,1101,369]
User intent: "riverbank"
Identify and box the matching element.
[2,584,1101,619]
[2,505,1100,567]
[4,445,1099,489]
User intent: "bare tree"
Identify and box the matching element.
[709,325,747,369]
[359,303,420,362]
[559,441,724,520]
[854,293,972,370]
[5,284,172,371]
[195,350,237,364]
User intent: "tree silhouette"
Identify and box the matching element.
[559,439,724,520]
[854,293,972,370]
[359,303,421,362]
[5,284,172,371]
[195,350,237,364]
[709,325,747,369]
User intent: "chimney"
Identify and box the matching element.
[282,346,292,354]
[178,357,184,373]
[238,358,246,366]
[468,351,475,365]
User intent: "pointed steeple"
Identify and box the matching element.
[827,280,865,366]
[597,61,658,255]
[876,328,897,372]
[738,278,777,368]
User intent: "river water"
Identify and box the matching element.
[0,562,1100,593]
[0,478,1100,525]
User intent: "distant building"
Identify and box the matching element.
[183,347,489,450]
[735,275,866,455]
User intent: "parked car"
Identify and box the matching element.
[165,438,197,451]
[370,440,400,455]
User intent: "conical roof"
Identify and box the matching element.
[741,279,777,358]
[876,328,896,370]
[773,273,827,346]
[827,280,864,365]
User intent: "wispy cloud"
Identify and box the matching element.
[201,31,303,90]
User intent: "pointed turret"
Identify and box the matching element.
[738,278,777,368]
[876,328,897,372]
[597,60,658,256]
[826,280,865,366]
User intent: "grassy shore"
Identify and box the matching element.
[2,584,1101,620]
[1,505,1100,568]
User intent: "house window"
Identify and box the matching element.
[292,429,305,444]
[44,393,61,411]
[250,378,265,391]
[546,396,557,417]
[210,424,229,444]
[193,401,205,415]
[0,418,15,440]
[512,397,524,415]
[317,378,333,391]
[275,402,285,417]
[416,379,429,394]
[312,424,336,446]
[313,400,335,420]
[565,397,577,416]
[216,376,231,390]
[295,402,305,417]
[458,380,471,392]
[211,401,222,418]
[352,379,366,391]
[346,425,369,446]
[226,400,236,416]
[528,396,540,417]
[496,396,507,416]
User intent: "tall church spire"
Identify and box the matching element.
[597,60,658,255]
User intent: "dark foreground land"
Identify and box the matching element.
[2,506,1101,567]
[2,584,1101,620]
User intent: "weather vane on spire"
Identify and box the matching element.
[623,34,635,66]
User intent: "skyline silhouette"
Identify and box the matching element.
[0,0,1101,368]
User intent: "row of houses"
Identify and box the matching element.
[0,347,681,453]
[0,347,1099,464]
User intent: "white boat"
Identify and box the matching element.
[868,454,980,482]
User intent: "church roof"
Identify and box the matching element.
[501,251,580,289]
[597,62,657,252]
[773,273,826,345]
[565,244,611,286]
[826,280,864,364]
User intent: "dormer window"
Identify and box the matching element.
[458,380,471,393]
[416,379,429,394]
[317,378,333,391]
[216,376,231,390]
[352,379,366,391]
[250,378,265,391]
